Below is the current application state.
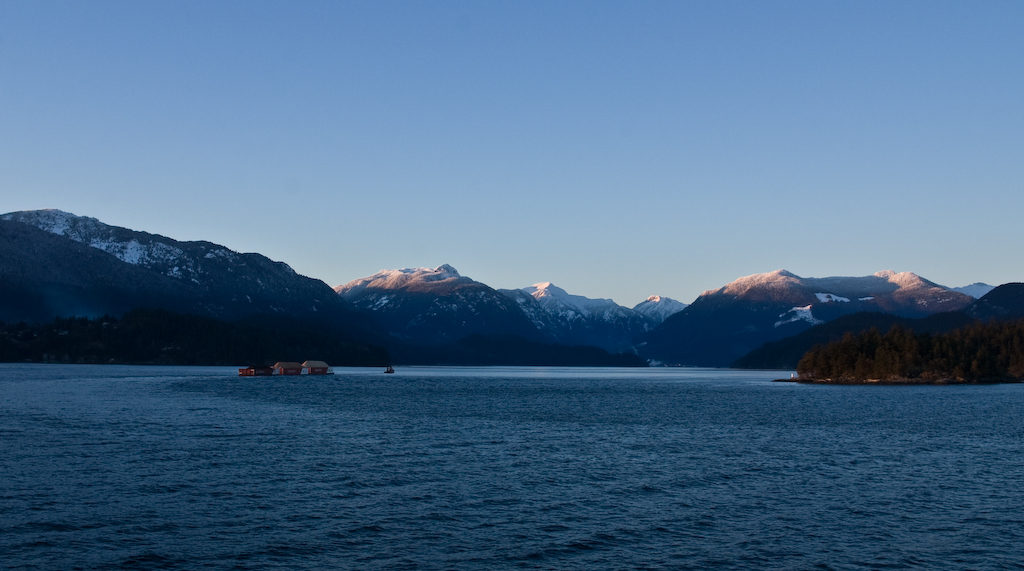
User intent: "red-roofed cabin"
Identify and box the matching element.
[238,366,274,376]
[302,360,332,375]
[272,362,303,375]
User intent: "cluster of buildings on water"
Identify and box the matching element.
[239,360,332,376]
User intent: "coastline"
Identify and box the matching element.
[774,377,1022,385]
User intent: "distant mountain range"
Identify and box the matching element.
[335,265,684,352]
[1,209,1014,368]
[635,269,977,367]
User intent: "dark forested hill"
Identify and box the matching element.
[0,308,391,366]
[966,283,1024,321]
[733,311,978,370]
[795,320,1024,383]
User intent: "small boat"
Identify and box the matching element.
[385,365,395,374]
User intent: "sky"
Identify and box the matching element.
[2,1,1022,307]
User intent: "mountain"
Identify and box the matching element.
[0,210,375,335]
[335,268,657,352]
[635,269,974,367]
[965,283,1024,321]
[952,283,996,299]
[498,282,654,352]
[632,295,688,323]
[334,265,543,344]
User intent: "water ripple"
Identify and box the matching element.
[1,364,1022,570]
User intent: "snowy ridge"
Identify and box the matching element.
[1,209,296,287]
[334,265,465,299]
[872,270,933,289]
[3,209,194,277]
[0,208,359,323]
[715,269,802,297]
[0,209,100,240]
[710,268,969,304]
[521,282,627,322]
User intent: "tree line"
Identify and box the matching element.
[797,320,1024,382]
[0,308,391,366]
[0,308,645,368]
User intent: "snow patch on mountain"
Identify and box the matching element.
[775,305,822,328]
[4,209,194,270]
[88,237,186,266]
[815,292,850,303]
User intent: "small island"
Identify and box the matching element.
[780,320,1024,385]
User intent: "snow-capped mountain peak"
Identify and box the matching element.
[523,282,559,298]
[433,264,460,277]
[952,283,995,299]
[717,269,802,297]
[521,282,620,317]
[334,265,468,298]
[632,295,688,324]
[502,282,655,350]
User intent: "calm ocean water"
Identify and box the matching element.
[1,364,1022,570]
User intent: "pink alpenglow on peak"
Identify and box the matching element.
[334,265,467,297]
[632,295,688,324]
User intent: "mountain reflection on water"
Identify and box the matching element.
[2,364,1022,570]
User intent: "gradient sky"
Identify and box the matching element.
[2,1,1022,307]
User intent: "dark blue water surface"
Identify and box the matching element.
[1,364,1022,570]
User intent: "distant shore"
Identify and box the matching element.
[774,377,1021,385]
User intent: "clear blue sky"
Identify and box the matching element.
[2,1,1022,306]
